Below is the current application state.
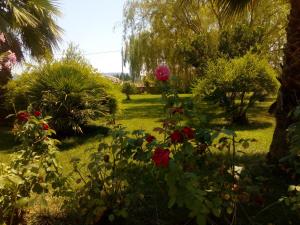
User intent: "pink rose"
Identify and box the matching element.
[155,65,170,81]
[0,33,5,43]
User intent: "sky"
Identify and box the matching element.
[56,0,128,74]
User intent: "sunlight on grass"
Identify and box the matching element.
[0,94,275,173]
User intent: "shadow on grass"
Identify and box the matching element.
[58,125,109,151]
[121,105,164,120]
[121,96,163,105]
[0,126,16,153]
[191,101,274,131]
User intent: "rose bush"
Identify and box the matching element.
[0,108,67,224]
[65,90,258,225]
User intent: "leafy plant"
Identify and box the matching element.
[121,82,136,100]
[66,125,149,225]
[219,24,265,58]
[277,106,300,179]
[5,55,120,134]
[193,53,278,124]
[0,108,66,225]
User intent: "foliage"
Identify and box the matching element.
[123,0,288,86]
[284,185,300,211]
[5,51,120,134]
[63,73,261,225]
[0,108,66,225]
[219,24,265,58]
[279,106,300,177]
[114,73,132,81]
[177,32,218,76]
[193,53,278,124]
[0,0,62,59]
[121,82,136,100]
[65,124,147,224]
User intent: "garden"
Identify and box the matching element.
[1,0,300,225]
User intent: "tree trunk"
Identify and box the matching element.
[232,112,248,125]
[268,0,300,162]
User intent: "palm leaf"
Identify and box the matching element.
[0,0,62,58]
[180,0,253,16]
[217,0,254,16]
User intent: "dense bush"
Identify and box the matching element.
[5,59,121,134]
[193,53,278,124]
[121,82,136,100]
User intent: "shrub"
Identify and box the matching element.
[193,53,278,124]
[66,113,258,225]
[121,82,136,100]
[0,108,66,224]
[5,59,120,134]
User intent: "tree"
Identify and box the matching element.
[0,0,62,59]
[0,0,62,119]
[122,82,136,100]
[123,0,287,88]
[183,0,298,162]
[218,24,265,58]
[193,54,278,124]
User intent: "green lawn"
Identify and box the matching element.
[0,94,275,170]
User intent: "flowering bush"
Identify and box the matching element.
[65,105,258,225]
[0,33,17,71]
[0,108,66,224]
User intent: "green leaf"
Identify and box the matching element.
[108,214,115,222]
[196,214,206,225]
[226,206,233,215]
[16,197,30,208]
[168,196,176,208]
[7,174,24,185]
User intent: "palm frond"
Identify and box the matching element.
[0,0,63,58]
[180,0,253,16]
[217,0,253,16]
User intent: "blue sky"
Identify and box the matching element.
[56,0,128,73]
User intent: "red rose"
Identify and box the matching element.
[34,111,41,117]
[42,123,49,130]
[182,127,195,139]
[155,65,170,81]
[152,148,170,167]
[17,111,30,122]
[170,130,184,143]
[146,135,156,143]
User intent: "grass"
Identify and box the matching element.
[3,94,298,225]
[0,94,275,169]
